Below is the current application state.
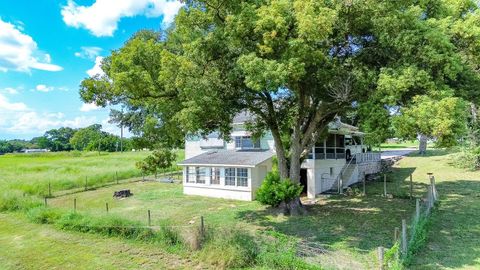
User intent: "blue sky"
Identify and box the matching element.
[0,0,182,140]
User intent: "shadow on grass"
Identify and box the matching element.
[406,149,454,158]
[411,179,480,269]
[237,168,425,256]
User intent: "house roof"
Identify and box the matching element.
[232,111,254,124]
[178,150,274,167]
[328,116,365,136]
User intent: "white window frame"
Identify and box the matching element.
[210,167,220,185]
[236,168,248,187]
[225,168,236,186]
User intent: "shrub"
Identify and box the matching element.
[27,206,64,224]
[452,147,480,171]
[256,171,303,207]
[0,191,42,212]
[256,231,320,270]
[199,227,258,269]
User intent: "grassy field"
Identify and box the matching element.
[387,150,480,270]
[0,151,183,196]
[47,174,418,269]
[1,149,479,269]
[0,213,196,270]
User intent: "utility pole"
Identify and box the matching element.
[120,108,124,152]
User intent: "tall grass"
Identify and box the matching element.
[0,150,184,196]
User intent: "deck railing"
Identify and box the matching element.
[355,152,381,163]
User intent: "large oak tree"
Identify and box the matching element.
[80,0,480,182]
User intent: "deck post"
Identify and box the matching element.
[383,174,387,197]
[363,172,366,196]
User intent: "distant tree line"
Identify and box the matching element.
[0,124,136,154]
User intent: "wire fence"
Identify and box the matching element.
[46,170,183,198]
[379,174,439,270]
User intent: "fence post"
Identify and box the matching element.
[394,227,399,243]
[409,174,413,199]
[106,202,109,213]
[84,176,88,191]
[401,219,407,256]
[116,171,119,184]
[384,174,387,197]
[416,198,420,221]
[378,246,385,270]
[74,198,77,213]
[148,210,151,226]
[427,185,433,214]
[430,176,437,201]
[142,172,145,181]
[44,197,47,207]
[48,181,52,197]
[200,216,205,239]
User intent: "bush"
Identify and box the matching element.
[256,171,303,207]
[0,191,42,212]
[199,227,258,269]
[27,206,64,224]
[452,147,480,171]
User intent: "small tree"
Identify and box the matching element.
[256,171,304,215]
[393,95,467,154]
[136,149,177,178]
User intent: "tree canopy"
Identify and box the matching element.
[80,0,480,181]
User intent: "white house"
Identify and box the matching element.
[178,113,381,201]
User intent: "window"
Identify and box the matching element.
[234,136,260,149]
[186,167,196,183]
[237,168,248,187]
[211,167,220,185]
[196,167,207,184]
[225,168,236,186]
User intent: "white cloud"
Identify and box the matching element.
[0,18,63,72]
[87,56,105,77]
[1,87,19,95]
[7,112,97,133]
[80,102,100,112]
[61,0,183,37]
[0,93,28,111]
[35,84,55,92]
[74,46,102,60]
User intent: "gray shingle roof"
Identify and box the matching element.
[232,111,254,124]
[178,150,274,167]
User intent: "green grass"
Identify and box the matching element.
[2,149,480,269]
[0,213,196,270]
[48,178,415,269]
[387,150,480,270]
[380,140,419,149]
[0,151,184,196]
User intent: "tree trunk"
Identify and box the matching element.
[419,134,427,155]
[289,132,302,183]
[271,128,289,179]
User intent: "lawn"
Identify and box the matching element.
[1,149,479,269]
[387,150,480,270]
[0,213,197,270]
[48,174,418,269]
[0,151,183,196]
